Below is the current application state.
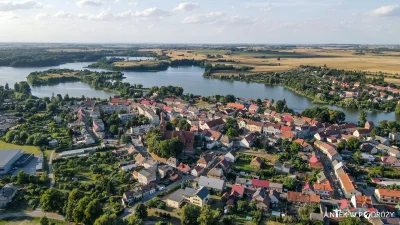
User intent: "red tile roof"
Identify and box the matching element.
[231,184,245,196]
[252,179,270,189]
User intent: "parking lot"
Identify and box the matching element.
[12,157,38,176]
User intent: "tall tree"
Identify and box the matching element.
[134,203,147,219]
[181,204,201,225]
[359,110,367,127]
[197,205,220,225]
[85,199,104,224]
[66,189,84,221]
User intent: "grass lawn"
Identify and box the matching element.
[0,217,67,225]
[233,159,257,173]
[147,207,181,225]
[0,140,42,156]
[240,149,279,166]
[193,101,211,108]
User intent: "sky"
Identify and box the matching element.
[0,0,400,44]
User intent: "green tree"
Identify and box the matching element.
[353,151,363,165]
[221,215,236,225]
[252,210,263,225]
[66,189,84,221]
[125,215,144,225]
[359,110,367,127]
[237,200,248,213]
[181,204,201,225]
[197,204,220,225]
[339,216,362,225]
[73,196,90,223]
[134,203,147,219]
[283,177,297,191]
[226,127,239,138]
[395,103,400,115]
[290,142,301,153]
[40,188,65,213]
[347,137,360,150]
[109,125,119,135]
[40,216,49,225]
[337,142,345,151]
[120,134,131,144]
[94,213,125,225]
[85,199,104,224]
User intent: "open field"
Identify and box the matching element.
[0,217,66,225]
[113,60,168,67]
[239,149,279,166]
[164,47,400,84]
[0,140,41,156]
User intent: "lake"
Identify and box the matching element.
[0,62,398,124]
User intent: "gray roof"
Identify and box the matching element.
[0,183,17,201]
[183,187,196,197]
[167,189,184,202]
[198,176,224,190]
[195,186,209,200]
[0,149,23,168]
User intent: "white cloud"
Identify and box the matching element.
[76,0,103,7]
[78,9,114,21]
[128,0,138,6]
[182,12,224,24]
[134,7,170,18]
[35,11,73,20]
[0,11,19,19]
[0,0,44,11]
[173,2,199,12]
[245,2,272,11]
[371,5,400,16]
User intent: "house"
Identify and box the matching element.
[365,121,374,130]
[338,173,361,199]
[374,136,390,146]
[376,144,400,158]
[141,183,157,197]
[240,133,255,148]
[231,184,245,199]
[224,151,237,162]
[137,168,157,185]
[263,123,281,135]
[166,189,185,208]
[287,192,320,205]
[0,183,17,208]
[239,119,263,133]
[374,189,400,204]
[317,171,328,184]
[227,103,245,110]
[216,158,231,172]
[220,135,233,147]
[207,167,224,179]
[122,187,143,205]
[313,180,333,199]
[202,129,222,141]
[250,157,263,169]
[191,166,204,177]
[351,195,375,213]
[200,118,224,130]
[382,156,400,167]
[248,104,260,114]
[309,155,323,169]
[353,129,370,138]
[198,176,225,191]
[158,165,173,179]
[269,190,280,207]
[183,186,210,207]
[251,187,271,212]
[302,182,314,194]
[143,158,158,169]
[294,139,313,152]
[340,123,358,133]
[197,152,215,168]
[274,162,291,174]
[176,163,191,174]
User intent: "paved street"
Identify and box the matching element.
[315,150,341,199]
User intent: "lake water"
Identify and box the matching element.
[0,62,398,124]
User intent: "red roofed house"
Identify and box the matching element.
[294,139,313,152]
[351,195,375,213]
[309,155,323,169]
[313,180,333,199]
[176,163,191,173]
[302,182,314,194]
[227,103,245,110]
[353,129,370,138]
[249,104,260,114]
[252,179,270,189]
[231,184,245,198]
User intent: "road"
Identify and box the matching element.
[0,209,65,221]
[48,150,55,188]
[315,150,341,199]
[121,174,194,218]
